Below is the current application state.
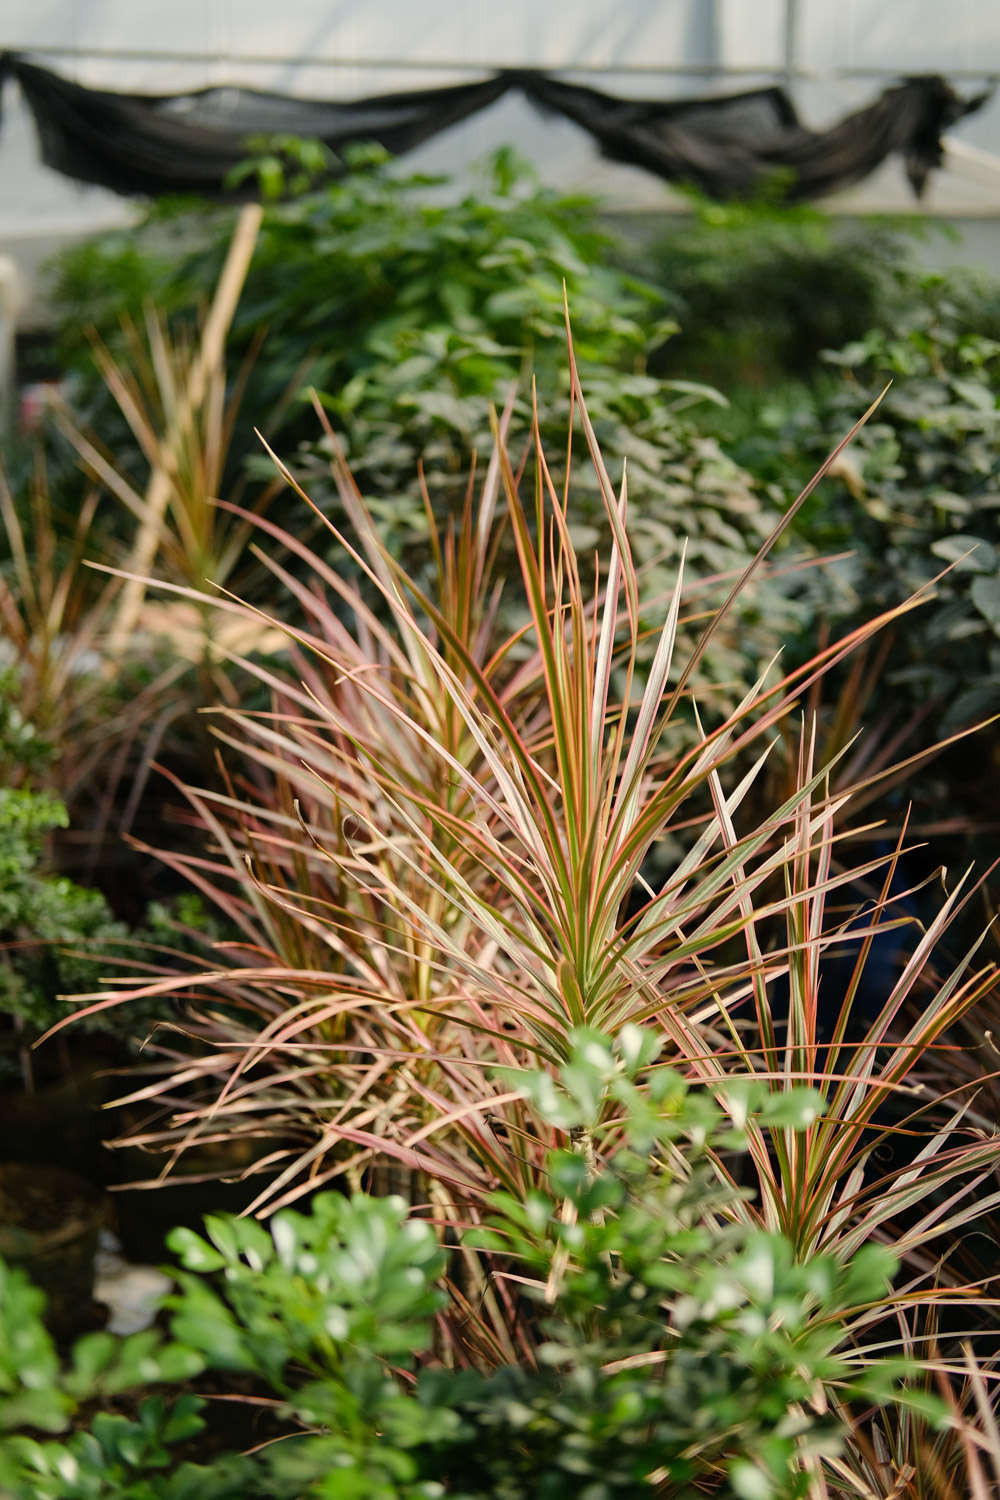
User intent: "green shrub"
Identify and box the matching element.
[634,193,922,391]
[0,1254,239,1498]
[49,149,666,507]
[0,677,170,1071]
[0,1033,941,1500]
[750,288,1000,731]
[46,153,787,703]
[0,783,131,1047]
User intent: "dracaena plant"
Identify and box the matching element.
[48,329,1000,1375]
[828,1331,1000,1500]
[0,455,135,815]
[0,450,215,916]
[0,209,285,901]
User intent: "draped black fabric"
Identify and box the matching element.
[0,51,991,202]
[0,56,511,197]
[515,71,992,200]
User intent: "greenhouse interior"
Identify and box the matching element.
[1,3,1000,1496]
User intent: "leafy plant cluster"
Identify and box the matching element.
[0,671,143,1069]
[634,192,920,390]
[51,148,666,469]
[635,207,1000,742]
[39,154,1000,767]
[772,293,1000,732]
[47,152,788,701]
[0,782,128,1038]
[0,1034,943,1500]
[0,671,193,1071]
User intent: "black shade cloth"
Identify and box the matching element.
[515,71,992,200]
[0,51,991,202]
[0,56,511,196]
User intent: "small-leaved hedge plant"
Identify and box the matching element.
[0,783,127,1044]
[0,665,179,1082]
[0,776,186,1095]
[0,676,155,1084]
[0,1032,949,1500]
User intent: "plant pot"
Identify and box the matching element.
[0,1162,107,1338]
[111,1136,292,1263]
[0,1034,125,1178]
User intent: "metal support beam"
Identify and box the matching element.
[783,0,801,88]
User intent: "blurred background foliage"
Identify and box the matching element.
[25,150,996,885]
